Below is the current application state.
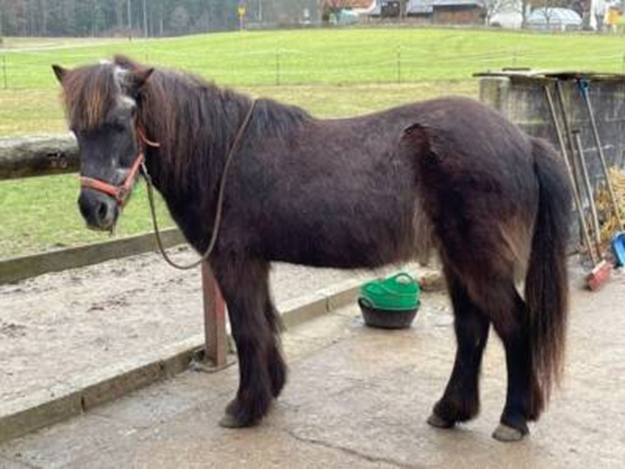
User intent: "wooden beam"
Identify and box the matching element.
[0,228,184,285]
[0,135,78,180]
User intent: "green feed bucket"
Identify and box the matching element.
[360,272,420,311]
[358,273,421,329]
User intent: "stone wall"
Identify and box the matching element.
[479,76,625,184]
[480,75,625,249]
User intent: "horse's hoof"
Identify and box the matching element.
[427,413,455,429]
[219,413,250,429]
[492,423,528,442]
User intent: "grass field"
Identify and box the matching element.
[2,28,624,88]
[0,27,623,259]
[1,28,623,135]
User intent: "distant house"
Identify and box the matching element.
[322,0,377,23]
[323,0,377,13]
[340,0,378,10]
[369,1,414,18]
[369,0,485,24]
[406,0,486,25]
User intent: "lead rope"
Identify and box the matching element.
[141,100,257,270]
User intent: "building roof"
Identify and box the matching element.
[429,0,482,6]
[527,8,583,26]
[407,0,433,14]
[368,0,482,16]
[406,0,482,14]
[328,0,376,8]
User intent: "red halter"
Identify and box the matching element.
[79,125,159,207]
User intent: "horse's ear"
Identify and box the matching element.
[130,67,154,91]
[52,64,68,84]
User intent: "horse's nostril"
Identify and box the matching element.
[96,200,109,224]
[79,191,116,230]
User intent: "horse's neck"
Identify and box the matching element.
[142,79,249,197]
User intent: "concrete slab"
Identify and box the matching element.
[0,454,32,469]
[1,269,622,468]
[0,246,428,443]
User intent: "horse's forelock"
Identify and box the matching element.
[62,62,134,130]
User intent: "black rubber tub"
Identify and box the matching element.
[358,298,418,330]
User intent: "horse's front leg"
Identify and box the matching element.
[212,257,282,428]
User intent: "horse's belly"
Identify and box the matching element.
[260,196,417,269]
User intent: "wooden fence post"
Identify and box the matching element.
[200,261,228,368]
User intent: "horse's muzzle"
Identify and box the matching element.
[78,189,119,231]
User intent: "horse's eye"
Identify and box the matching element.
[111,123,126,133]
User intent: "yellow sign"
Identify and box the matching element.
[606,7,620,26]
[238,6,246,18]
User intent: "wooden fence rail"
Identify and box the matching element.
[0,135,228,368]
[0,135,79,179]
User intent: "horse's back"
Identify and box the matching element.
[323,96,534,178]
[403,96,539,208]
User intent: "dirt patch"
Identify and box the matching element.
[0,246,418,406]
[0,322,27,339]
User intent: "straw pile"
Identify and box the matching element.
[597,167,625,245]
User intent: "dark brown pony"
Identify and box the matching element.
[52,56,571,442]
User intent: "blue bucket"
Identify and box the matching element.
[611,232,625,267]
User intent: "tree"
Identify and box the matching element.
[529,0,574,26]
[170,5,190,34]
[0,0,242,37]
[323,0,352,12]
[478,0,520,25]
[0,0,27,36]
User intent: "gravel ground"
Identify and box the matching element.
[0,245,418,406]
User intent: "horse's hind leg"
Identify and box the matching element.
[456,277,536,442]
[428,266,490,429]
[212,258,285,428]
[490,288,539,442]
[264,298,287,398]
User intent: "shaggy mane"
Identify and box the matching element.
[62,55,311,189]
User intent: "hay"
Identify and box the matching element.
[597,167,625,245]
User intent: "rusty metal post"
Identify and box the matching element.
[201,261,228,368]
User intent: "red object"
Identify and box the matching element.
[80,151,145,206]
[587,261,611,291]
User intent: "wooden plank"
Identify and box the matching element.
[0,135,79,180]
[200,262,228,368]
[0,228,185,285]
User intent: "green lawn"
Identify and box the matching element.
[0,27,623,259]
[1,28,623,89]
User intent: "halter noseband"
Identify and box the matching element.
[79,125,158,207]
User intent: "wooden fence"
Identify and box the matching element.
[0,135,228,368]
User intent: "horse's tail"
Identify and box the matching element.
[525,137,572,419]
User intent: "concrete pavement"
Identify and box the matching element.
[0,270,624,468]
